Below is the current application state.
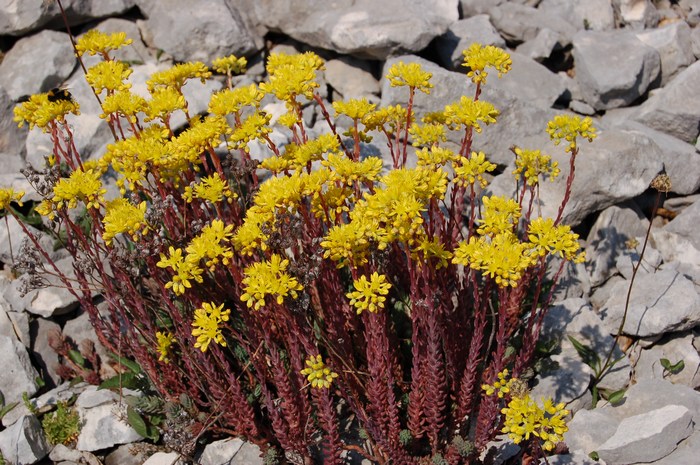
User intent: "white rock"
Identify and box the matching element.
[436,15,506,69]
[136,0,259,63]
[597,405,693,464]
[143,452,185,465]
[635,431,700,465]
[632,332,700,388]
[198,437,257,465]
[615,239,663,280]
[488,52,567,108]
[600,268,700,337]
[566,408,619,455]
[488,3,576,45]
[614,0,660,29]
[0,334,39,404]
[324,57,380,101]
[632,60,700,143]
[652,198,700,268]
[0,86,29,157]
[635,21,695,85]
[76,390,143,451]
[572,30,661,110]
[516,28,563,62]
[0,414,50,465]
[2,382,88,428]
[538,0,615,31]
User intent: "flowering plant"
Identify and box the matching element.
[3,31,596,464]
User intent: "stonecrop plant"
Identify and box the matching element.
[4,31,596,464]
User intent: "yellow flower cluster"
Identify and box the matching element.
[86,61,133,94]
[410,122,448,148]
[100,90,147,123]
[386,62,433,94]
[462,43,512,85]
[191,302,231,352]
[453,233,534,287]
[145,87,187,122]
[300,354,338,389]
[444,97,499,133]
[0,187,24,211]
[186,219,235,270]
[513,147,560,186]
[102,198,148,246]
[527,217,585,263]
[156,246,204,296]
[240,254,304,310]
[52,168,106,211]
[208,84,262,116]
[546,115,597,152]
[481,369,514,398]
[453,151,497,188]
[212,54,247,75]
[13,92,80,130]
[75,30,132,57]
[147,62,212,92]
[183,173,237,204]
[477,196,521,236]
[346,272,392,314]
[259,52,325,101]
[156,331,175,363]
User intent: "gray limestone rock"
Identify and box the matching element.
[586,203,650,288]
[75,386,143,451]
[487,3,577,45]
[632,332,700,388]
[80,18,154,67]
[691,24,700,58]
[635,21,695,85]
[239,0,458,60]
[105,443,151,465]
[614,0,660,29]
[0,334,39,405]
[143,452,185,465]
[0,414,50,465]
[198,437,264,465]
[600,268,700,337]
[631,60,700,143]
[435,15,506,70]
[0,86,28,158]
[597,405,693,464]
[488,52,567,109]
[0,30,76,102]
[572,30,661,110]
[566,408,620,455]
[29,317,62,387]
[615,239,663,280]
[635,431,700,465]
[538,0,616,31]
[136,0,260,63]
[324,57,380,101]
[460,0,507,16]
[652,198,700,268]
[516,28,563,62]
[2,382,89,428]
[17,256,80,318]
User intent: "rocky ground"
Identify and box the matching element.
[0,1,700,464]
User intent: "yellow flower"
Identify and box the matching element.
[546,115,596,153]
[170,115,230,163]
[386,61,433,94]
[444,96,499,132]
[212,54,247,75]
[320,222,370,268]
[481,369,513,398]
[410,122,448,148]
[155,331,175,363]
[85,61,133,94]
[477,196,521,236]
[513,147,560,186]
[462,43,512,85]
[14,92,80,130]
[322,153,383,186]
[156,246,204,295]
[0,187,24,211]
[453,233,534,287]
[453,151,497,188]
[346,272,392,314]
[185,219,235,270]
[183,173,237,204]
[411,236,453,270]
[75,30,133,57]
[208,84,262,115]
[333,98,377,120]
[52,169,106,211]
[102,198,148,246]
[259,52,324,101]
[240,254,304,310]
[191,302,230,352]
[416,146,456,168]
[100,90,147,123]
[147,62,212,92]
[301,354,338,389]
[228,111,272,152]
[145,87,187,122]
[527,217,585,263]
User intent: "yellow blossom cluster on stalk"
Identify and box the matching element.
[156,331,175,363]
[301,354,339,389]
[513,147,560,186]
[462,43,513,85]
[191,302,231,352]
[102,198,148,246]
[13,92,80,130]
[0,187,24,211]
[346,272,392,314]
[75,30,132,57]
[240,254,304,310]
[483,370,570,452]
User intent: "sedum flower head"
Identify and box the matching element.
[301,354,338,389]
[14,92,80,130]
[410,122,448,148]
[145,87,187,122]
[411,236,453,270]
[208,84,262,116]
[386,61,433,94]
[156,246,204,295]
[156,331,175,363]
[102,198,148,246]
[416,146,456,168]
[85,60,133,94]
[259,52,324,101]
[527,217,585,263]
[322,153,383,186]
[453,151,497,188]
[501,394,569,451]
[346,272,392,314]
[320,222,370,268]
[0,187,24,211]
[52,168,106,211]
[75,30,132,57]
[240,254,304,310]
[229,111,272,152]
[453,233,534,287]
[100,90,147,123]
[478,196,521,236]
[333,98,377,120]
[444,97,499,133]
[481,369,513,398]
[546,115,596,153]
[183,173,237,204]
[191,302,230,352]
[462,43,512,85]
[185,219,234,270]
[147,62,212,92]
[513,147,560,186]
[212,54,247,75]
[170,115,230,163]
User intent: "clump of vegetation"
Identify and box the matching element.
[41,401,81,446]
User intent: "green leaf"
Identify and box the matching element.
[107,353,142,374]
[68,350,85,367]
[567,335,600,369]
[98,372,139,390]
[0,402,18,420]
[126,406,159,441]
[589,451,599,461]
[606,389,626,405]
[660,358,685,374]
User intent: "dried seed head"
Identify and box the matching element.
[650,173,671,193]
